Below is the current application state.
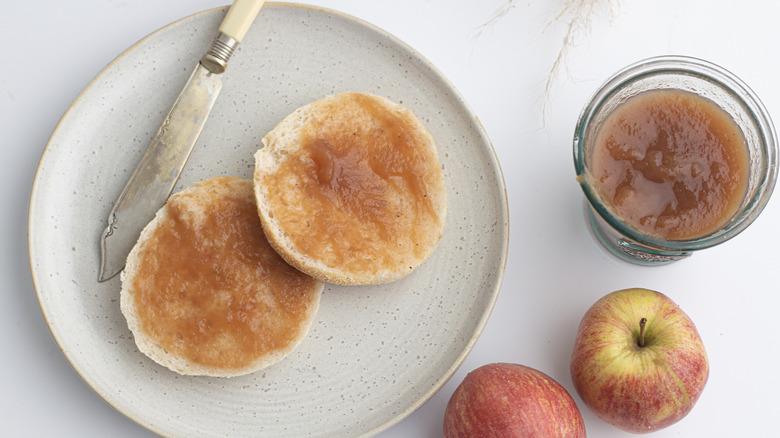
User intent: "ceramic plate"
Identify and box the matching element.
[28,4,508,437]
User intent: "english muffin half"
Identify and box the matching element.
[253,92,446,285]
[120,177,323,377]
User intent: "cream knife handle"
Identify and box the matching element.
[220,0,265,42]
[200,0,265,74]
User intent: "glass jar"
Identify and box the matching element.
[574,56,778,265]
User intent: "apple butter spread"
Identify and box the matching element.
[591,89,749,240]
[127,178,321,373]
[255,92,446,284]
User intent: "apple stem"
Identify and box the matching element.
[639,317,648,347]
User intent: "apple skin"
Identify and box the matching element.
[570,288,709,434]
[443,363,586,438]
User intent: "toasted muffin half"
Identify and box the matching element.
[120,177,323,377]
[253,92,446,285]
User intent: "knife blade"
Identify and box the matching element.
[98,0,265,282]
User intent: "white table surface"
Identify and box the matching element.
[6,0,780,436]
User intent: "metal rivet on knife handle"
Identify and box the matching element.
[201,33,239,74]
[201,0,265,74]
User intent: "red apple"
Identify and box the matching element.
[443,363,586,438]
[570,288,708,433]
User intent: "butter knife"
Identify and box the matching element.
[98,0,265,282]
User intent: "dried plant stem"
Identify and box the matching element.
[474,0,617,126]
[542,0,616,125]
[472,0,522,41]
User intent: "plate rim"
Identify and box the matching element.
[27,3,510,437]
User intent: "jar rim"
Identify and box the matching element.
[573,55,778,251]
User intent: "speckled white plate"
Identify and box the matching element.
[28,3,508,437]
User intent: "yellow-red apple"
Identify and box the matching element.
[570,288,708,433]
[443,363,586,437]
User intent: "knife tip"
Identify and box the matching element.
[97,268,121,283]
[98,223,124,282]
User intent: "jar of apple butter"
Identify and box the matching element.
[574,56,777,265]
